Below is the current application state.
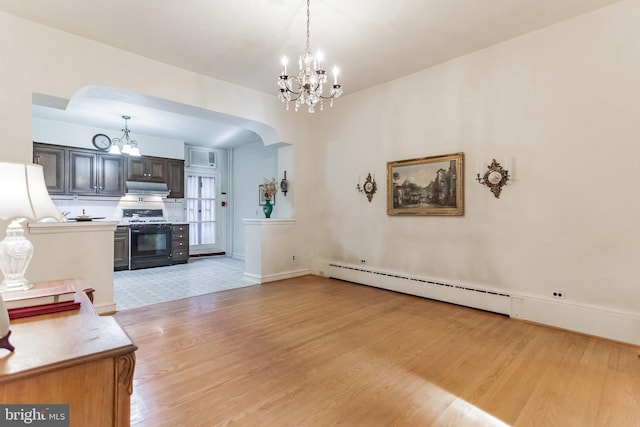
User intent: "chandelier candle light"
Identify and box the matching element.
[109,115,141,156]
[278,0,343,112]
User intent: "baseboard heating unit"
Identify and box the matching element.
[327,263,511,316]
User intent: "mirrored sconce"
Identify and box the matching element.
[476,159,510,198]
[356,173,377,202]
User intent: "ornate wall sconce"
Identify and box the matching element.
[476,159,510,198]
[280,171,289,196]
[356,173,377,202]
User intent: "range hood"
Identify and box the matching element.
[125,180,170,197]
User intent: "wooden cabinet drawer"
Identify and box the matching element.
[171,249,189,262]
[171,224,189,264]
[172,232,188,243]
[172,240,187,250]
[172,224,188,233]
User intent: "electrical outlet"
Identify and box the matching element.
[552,291,565,299]
[292,255,295,261]
[360,259,366,264]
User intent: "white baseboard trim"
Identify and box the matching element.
[95,301,117,314]
[243,268,310,284]
[242,273,261,285]
[517,296,640,345]
[232,252,245,261]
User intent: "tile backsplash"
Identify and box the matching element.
[52,196,185,222]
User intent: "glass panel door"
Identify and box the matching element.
[186,174,218,254]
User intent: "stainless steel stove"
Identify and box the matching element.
[122,209,172,269]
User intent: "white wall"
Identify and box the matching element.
[243,219,307,284]
[310,0,640,341]
[231,141,279,258]
[277,144,295,218]
[27,222,119,313]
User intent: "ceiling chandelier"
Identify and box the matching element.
[278,0,343,113]
[109,115,141,156]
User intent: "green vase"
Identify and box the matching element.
[263,199,273,218]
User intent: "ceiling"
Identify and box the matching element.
[0,0,623,148]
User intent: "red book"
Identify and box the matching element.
[8,300,81,320]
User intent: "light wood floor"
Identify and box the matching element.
[116,275,640,427]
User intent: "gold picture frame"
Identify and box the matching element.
[387,152,464,216]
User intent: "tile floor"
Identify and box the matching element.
[113,256,255,311]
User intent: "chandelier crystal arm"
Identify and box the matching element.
[305,0,311,53]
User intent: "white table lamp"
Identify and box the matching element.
[0,162,62,292]
[0,162,62,352]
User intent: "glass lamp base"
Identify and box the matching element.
[0,219,35,293]
[0,277,33,292]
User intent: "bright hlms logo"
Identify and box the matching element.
[4,407,46,423]
[2,405,68,426]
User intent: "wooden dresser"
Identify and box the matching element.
[0,278,137,427]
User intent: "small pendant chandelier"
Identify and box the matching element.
[277,0,343,113]
[109,115,141,156]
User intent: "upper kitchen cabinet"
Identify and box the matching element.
[166,159,185,199]
[33,142,67,194]
[127,156,166,183]
[32,142,183,198]
[68,148,126,196]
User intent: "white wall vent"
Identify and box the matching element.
[187,148,216,168]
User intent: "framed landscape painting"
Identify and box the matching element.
[387,152,464,216]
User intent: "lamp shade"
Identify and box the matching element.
[0,163,62,221]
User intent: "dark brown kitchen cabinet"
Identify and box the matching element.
[127,156,166,183]
[171,224,189,264]
[166,159,185,199]
[68,149,126,196]
[114,226,130,271]
[33,142,66,194]
[32,142,185,198]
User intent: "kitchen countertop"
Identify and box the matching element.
[28,220,119,233]
[117,221,189,226]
